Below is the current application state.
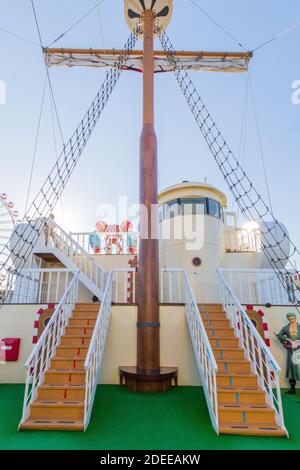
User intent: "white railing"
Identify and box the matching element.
[70,231,139,256]
[161,268,219,432]
[43,223,108,297]
[183,270,219,433]
[220,268,300,305]
[19,271,79,427]
[160,268,185,303]
[84,272,113,430]
[5,269,75,304]
[112,269,136,303]
[224,228,261,253]
[217,269,287,433]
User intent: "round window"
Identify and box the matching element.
[192,257,202,267]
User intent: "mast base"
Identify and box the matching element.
[119,366,178,392]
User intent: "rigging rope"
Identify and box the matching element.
[248,73,274,213]
[251,20,300,53]
[0,25,40,48]
[0,26,139,305]
[47,0,107,48]
[31,0,65,147]
[188,0,248,51]
[49,84,65,221]
[24,73,48,215]
[97,4,106,49]
[159,29,300,308]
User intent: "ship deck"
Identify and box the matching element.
[0,385,299,450]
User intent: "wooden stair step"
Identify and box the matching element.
[209,337,239,348]
[213,348,245,360]
[218,388,267,405]
[219,422,287,436]
[217,373,258,388]
[200,311,226,320]
[44,370,86,385]
[74,303,99,311]
[199,304,223,311]
[20,418,84,431]
[217,359,251,373]
[60,335,91,347]
[65,326,94,335]
[51,357,85,370]
[203,319,230,328]
[55,346,89,358]
[38,385,85,401]
[72,311,98,319]
[68,318,96,327]
[30,401,84,420]
[219,404,276,425]
[207,328,235,338]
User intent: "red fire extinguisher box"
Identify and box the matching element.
[0,338,21,362]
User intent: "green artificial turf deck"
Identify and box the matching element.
[0,384,299,450]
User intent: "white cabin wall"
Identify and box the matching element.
[0,305,41,383]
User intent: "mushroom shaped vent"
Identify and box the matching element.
[124,0,173,36]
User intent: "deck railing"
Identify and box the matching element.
[220,268,300,305]
[70,231,138,256]
[19,271,79,427]
[84,272,113,429]
[217,269,287,433]
[5,268,75,304]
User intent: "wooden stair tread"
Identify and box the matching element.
[218,387,263,393]
[214,347,244,351]
[219,404,271,411]
[32,400,84,408]
[217,372,256,377]
[46,369,85,374]
[219,422,287,436]
[218,402,268,408]
[20,419,84,431]
[53,356,86,361]
[39,384,85,390]
[217,359,249,364]
[63,334,92,338]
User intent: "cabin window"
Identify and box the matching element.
[207,198,221,219]
[160,197,222,221]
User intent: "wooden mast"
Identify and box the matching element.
[119,8,177,392]
[137,9,159,374]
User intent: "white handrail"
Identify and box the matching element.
[182,270,219,433]
[217,268,287,433]
[84,272,113,430]
[161,268,219,431]
[47,223,108,296]
[6,268,75,304]
[19,271,79,427]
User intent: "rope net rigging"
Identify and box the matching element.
[0,27,139,305]
[159,29,300,307]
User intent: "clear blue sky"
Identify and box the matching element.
[0,1,299,249]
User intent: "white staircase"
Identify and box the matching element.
[33,223,108,301]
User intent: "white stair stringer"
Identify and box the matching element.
[33,224,107,301]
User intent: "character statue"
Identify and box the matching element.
[276,312,300,394]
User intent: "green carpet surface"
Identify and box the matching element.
[0,385,299,450]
